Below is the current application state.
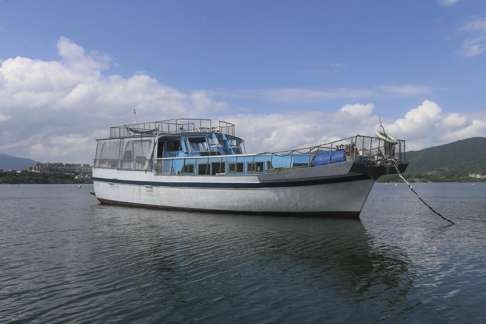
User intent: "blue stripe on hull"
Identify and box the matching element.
[92,174,370,188]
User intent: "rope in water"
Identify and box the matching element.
[392,160,455,225]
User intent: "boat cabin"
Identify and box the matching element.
[156,132,243,159]
[94,118,405,177]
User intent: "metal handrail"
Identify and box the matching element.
[94,135,407,174]
[152,135,406,161]
[109,118,236,138]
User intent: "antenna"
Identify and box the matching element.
[132,107,137,124]
[378,117,386,135]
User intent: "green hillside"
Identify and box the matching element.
[401,137,486,181]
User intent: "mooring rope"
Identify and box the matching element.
[392,160,455,225]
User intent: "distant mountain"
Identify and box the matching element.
[0,153,37,171]
[404,137,486,180]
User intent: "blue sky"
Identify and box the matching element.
[0,0,485,161]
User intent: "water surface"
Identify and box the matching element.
[1,183,486,323]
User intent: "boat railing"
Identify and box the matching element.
[109,118,236,138]
[150,135,406,176]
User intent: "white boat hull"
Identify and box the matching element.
[93,168,374,217]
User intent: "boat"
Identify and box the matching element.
[92,118,407,217]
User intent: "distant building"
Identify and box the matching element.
[30,163,92,179]
[469,173,486,180]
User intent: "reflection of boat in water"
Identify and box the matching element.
[92,118,407,217]
[91,208,415,320]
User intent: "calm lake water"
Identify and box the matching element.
[1,183,486,323]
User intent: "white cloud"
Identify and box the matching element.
[387,100,486,149]
[438,0,461,7]
[232,100,486,153]
[228,100,486,153]
[441,113,467,129]
[215,84,431,103]
[461,36,486,57]
[339,103,374,119]
[389,100,442,135]
[460,17,486,57]
[57,36,110,74]
[0,37,484,162]
[463,17,486,32]
[228,109,376,153]
[0,37,228,162]
[220,88,374,102]
[378,84,431,96]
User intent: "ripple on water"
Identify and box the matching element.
[1,184,486,323]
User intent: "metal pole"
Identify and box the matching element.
[361,136,364,156]
[369,137,372,159]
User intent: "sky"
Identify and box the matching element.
[0,0,485,162]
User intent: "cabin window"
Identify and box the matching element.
[208,134,219,146]
[292,162,308,167]
[118,139,153,170]
[157,138,181,158]
[121,141,134,169]
[166,141,181,151]
[188,137,209,152]
[133,140,153,170]
[215,133,232,155]
[229,163,244,173]
[182,164,194,174]
[198,163,210,175]
[229,138,243,154]
[211,162,225,175]
[247,162,264,172]
[208,134,226,155]
[95,139,121,168]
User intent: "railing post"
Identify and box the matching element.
[404,141,406,161]
[361,136,364,157]
[397,141,400,160]
[308,147,314,167]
